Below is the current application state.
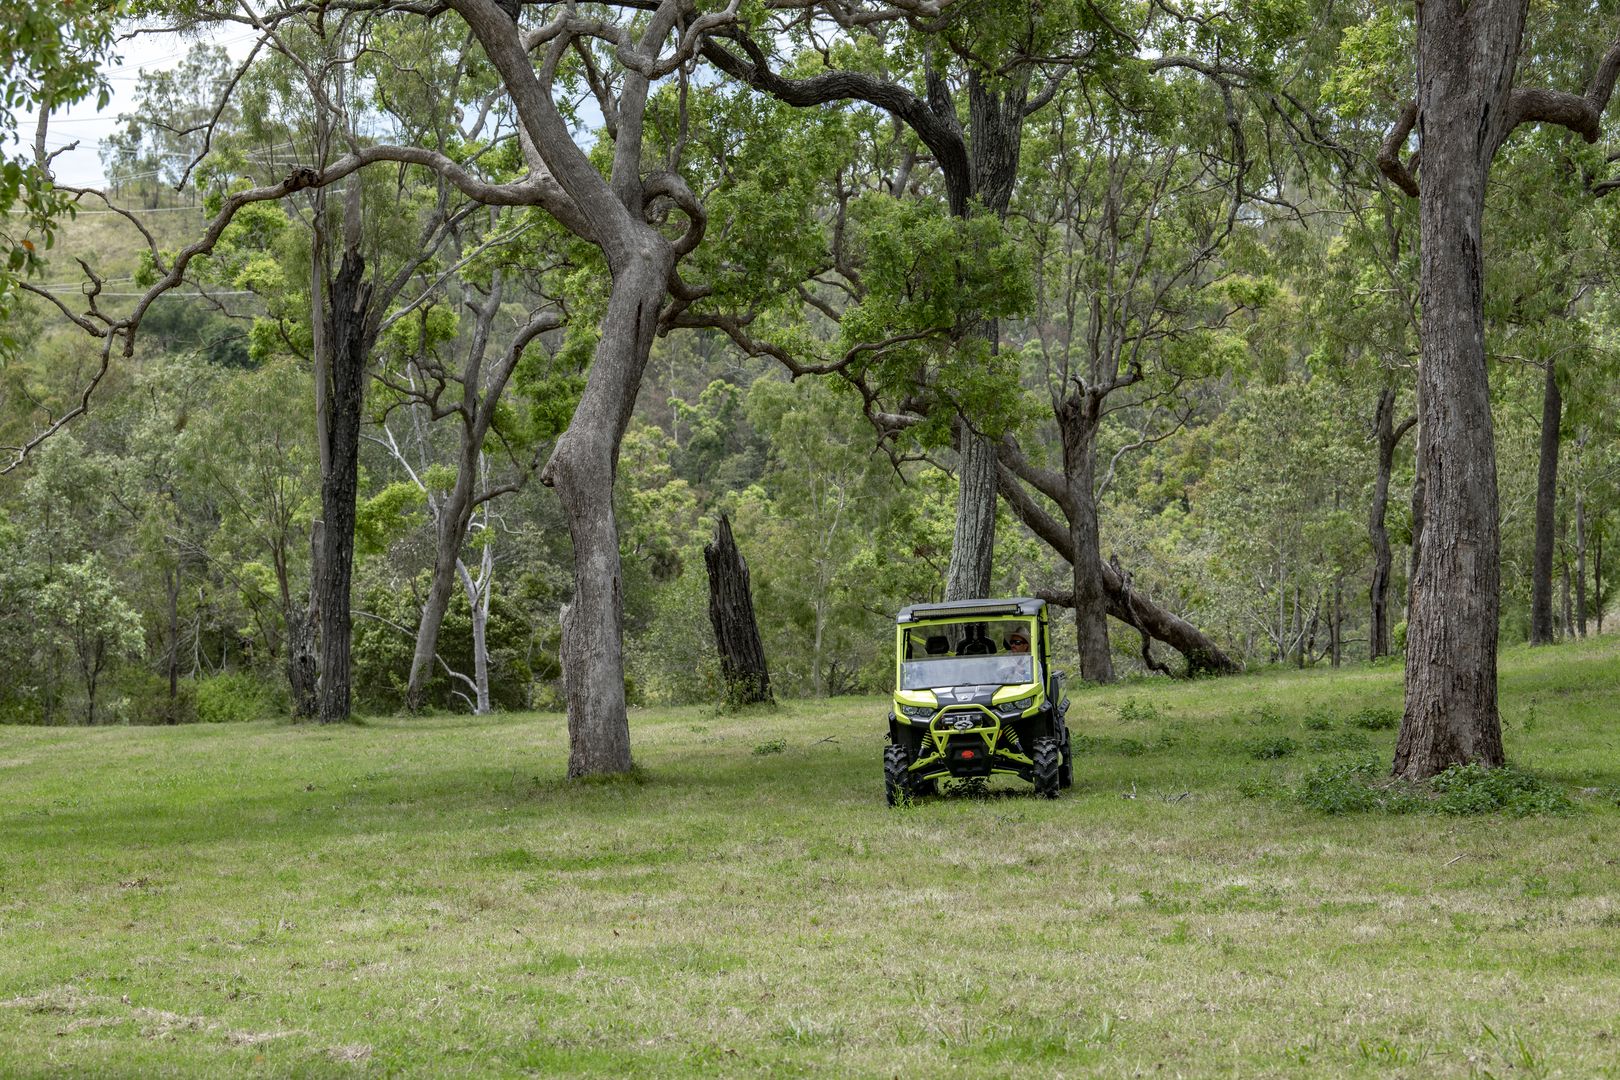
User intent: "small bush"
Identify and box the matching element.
[1392,621,1408,653]
[1237,776,1283,799]
[1349,707,1401,731]
[1292,757,1572,817]
[752,738,786,756]
[1116,697,1162,724]
[1296,757,1390,814]
[194,673,281,724]
[1246,735,1298,760]
[1429,763,1573,817]
[1240,704,1284,727]
[1302,714,1336,732]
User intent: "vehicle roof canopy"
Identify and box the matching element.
[895,597,1046,624]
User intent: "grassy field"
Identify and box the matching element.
[3,637,1620,1077]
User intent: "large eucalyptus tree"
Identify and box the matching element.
[1377,5,1620,777]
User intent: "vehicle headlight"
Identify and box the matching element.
[899,704,935,721]
[997,695,1038,717]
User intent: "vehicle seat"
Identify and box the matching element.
[925,635,949,656]
[960,636,995,655]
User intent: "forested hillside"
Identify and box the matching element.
[2,1,1618,784]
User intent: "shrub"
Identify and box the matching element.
[1302,714,1336,732]
[118,670,198,725]
[752,738,786,756]
[1246,735,1298,760]
[1292,757,1572,817]
[1428,763,1573,817]
[1392,621,1408,653]
[1296,757,1389,814]
[194,672,282,724]
[1116,697,1162,724]
[1349,707,1401,731]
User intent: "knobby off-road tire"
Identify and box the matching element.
[1058,726,1074,789]
[884,743,913,807]
[1032,735,1062,799]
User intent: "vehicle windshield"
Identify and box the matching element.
[900,655,1034,690]
[897,618,1036,690]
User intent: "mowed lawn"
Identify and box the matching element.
[4,639,1620,1077]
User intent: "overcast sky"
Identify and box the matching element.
[15,26,260,189]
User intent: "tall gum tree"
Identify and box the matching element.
[10,0,721,772]
[1377,6,1620,778]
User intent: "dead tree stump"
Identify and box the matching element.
[704,515,774,707]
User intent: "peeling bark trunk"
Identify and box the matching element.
[545,247,672,777]
[406,459,477,709]
[317,246,375,724]
[456,538,493,715]
[704,514,773,706]
[1530,358,1561,645]
[1395,0,1517,779]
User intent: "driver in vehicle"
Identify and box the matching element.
[1005,632,1030,654]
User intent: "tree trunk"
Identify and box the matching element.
[1331,573,1343,668]
[458,543,493,715]
[1576,488,1588,637]
[1560,511,1573,639]
[1368,387,1412,659]
[1530,358,1561,645]
[940,74,1029,599]
[544,247,671,777]
[944,421,998,602]
[1595,521,1604,633]
[317,247,373,724]
[1407,410,1425,619]
[406,461,476,710]
[165,562,181,722]
[1395,0,1517,779]
[286,520,322,719]
[1060,396,1115,683]
[703,514,773,706]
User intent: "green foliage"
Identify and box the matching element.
[1115,698,1163,725]
[115,670,200,726]
[1348,706,1401,731]
[0,0,116,350]
[194,672,282,724]
[1292,757,1573,817]
[355,481,426,557]
[1246,735,1298,760]
[1428,763,1574,817]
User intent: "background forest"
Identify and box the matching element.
[1,0,1617,736]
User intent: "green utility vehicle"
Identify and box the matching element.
[884,597,1072,803]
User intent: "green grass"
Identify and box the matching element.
[4,637,1620,1077]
